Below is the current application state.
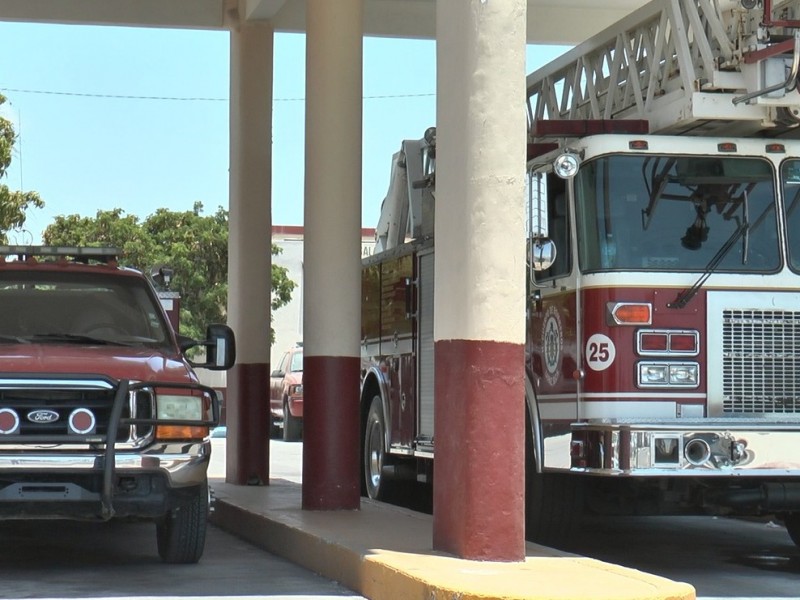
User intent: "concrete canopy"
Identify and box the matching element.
[0,0,646,44]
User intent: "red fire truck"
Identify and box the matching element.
[360,0,800,547]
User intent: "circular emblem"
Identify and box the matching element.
[0,408,20,434]
[542,306,563,385]
[585,333,616,371]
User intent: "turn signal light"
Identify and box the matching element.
[609,302,652,325]
[156,425,209,441]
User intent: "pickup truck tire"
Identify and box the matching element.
[269,417,281,439]
[283,399,302,441]
[156,480,209,564]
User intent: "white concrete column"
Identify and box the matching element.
[226,20,274,485]
[433,0,528,560]
[302,0,363,510]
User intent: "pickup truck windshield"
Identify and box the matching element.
[0,271,171,347]
[574,154,780,273]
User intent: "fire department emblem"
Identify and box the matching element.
[542,306,563,386]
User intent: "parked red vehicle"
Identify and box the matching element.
[0,245,235,563]
[269,344,303,441]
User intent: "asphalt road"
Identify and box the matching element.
[0,437,360,600]
[0,518,361,599]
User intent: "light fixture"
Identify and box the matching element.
[553,152,580,179]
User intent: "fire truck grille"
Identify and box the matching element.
[0,386,153,442]
[722,309,800,414]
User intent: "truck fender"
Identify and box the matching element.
[525,373,545,473]
[360,365,392,450]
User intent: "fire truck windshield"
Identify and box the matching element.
[574,154,780,273]
[781,159,800,274]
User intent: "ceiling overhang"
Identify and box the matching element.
[0,0,647,44]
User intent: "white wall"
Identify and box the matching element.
[271,226,375,367]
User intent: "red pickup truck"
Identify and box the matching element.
[0,246,235,563]
[269,344,303,441]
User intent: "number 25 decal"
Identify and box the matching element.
[585,334,615,371]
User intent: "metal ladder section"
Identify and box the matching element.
[527,0,800,139]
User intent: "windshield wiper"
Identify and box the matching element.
[27,333,134,346]
[0,335,30,344]
[668,220,749,309]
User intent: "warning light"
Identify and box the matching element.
[608,302,652,325]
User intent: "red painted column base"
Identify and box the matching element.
[432,339,526,561]
[226,363,270,485]
[302,355,361,510]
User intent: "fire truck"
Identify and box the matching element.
[360,0,800,547]
[0,246,234,563]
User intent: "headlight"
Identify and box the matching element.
[639,364,668,385]
[157,395,203,421]
[638,362,699,388]
[289,384,303,395]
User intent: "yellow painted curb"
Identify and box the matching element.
[361,550,695,600]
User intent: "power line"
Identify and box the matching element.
[0,87,434,102]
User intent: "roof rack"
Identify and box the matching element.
[0,245,120,264]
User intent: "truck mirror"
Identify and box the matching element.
[186,324,236,370]
[530,239,557,272]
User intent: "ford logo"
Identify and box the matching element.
[27,409,60,424]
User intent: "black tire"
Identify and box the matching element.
[784,513,800,547]
[269,416,281,439]
[362,395,386,500]
[525,425,584,548]
[156,480,209,564]
[283,400,302,441]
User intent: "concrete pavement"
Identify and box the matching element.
[208,440,695,600]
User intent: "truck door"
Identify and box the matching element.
[416,248,435,452]
[379,253,416,450]
[528,171,579,469]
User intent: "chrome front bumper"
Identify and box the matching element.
[0,440,211,486]
[564,420,800,476]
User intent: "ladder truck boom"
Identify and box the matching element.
[527,0,800,139]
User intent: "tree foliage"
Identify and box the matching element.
[0,93,43,242]
[43,203,295,342]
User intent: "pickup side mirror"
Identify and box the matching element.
[182,324,237,370]
[270,370,285,378]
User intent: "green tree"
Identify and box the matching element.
[0,93,43,242]
[43,203,295,342]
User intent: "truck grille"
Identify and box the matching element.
[0,379,153,443]
[722,309,800,414]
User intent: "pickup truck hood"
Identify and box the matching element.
[0,344,194,383]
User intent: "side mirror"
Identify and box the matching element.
[185,324,236,370]
[530,239,557,272]
[270,370,284,378]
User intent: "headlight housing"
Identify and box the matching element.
[157,395,204,421]
[637,362,699,388]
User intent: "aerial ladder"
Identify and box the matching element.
[527,0,800,141]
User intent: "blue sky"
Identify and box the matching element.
[0,21,568,242]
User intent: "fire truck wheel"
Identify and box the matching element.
[283,399,303,441]
[525,470,584,547]
[363,395,387,500]
[525,427,584,547]
[783,513,800,547]
[156,480,209,564]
